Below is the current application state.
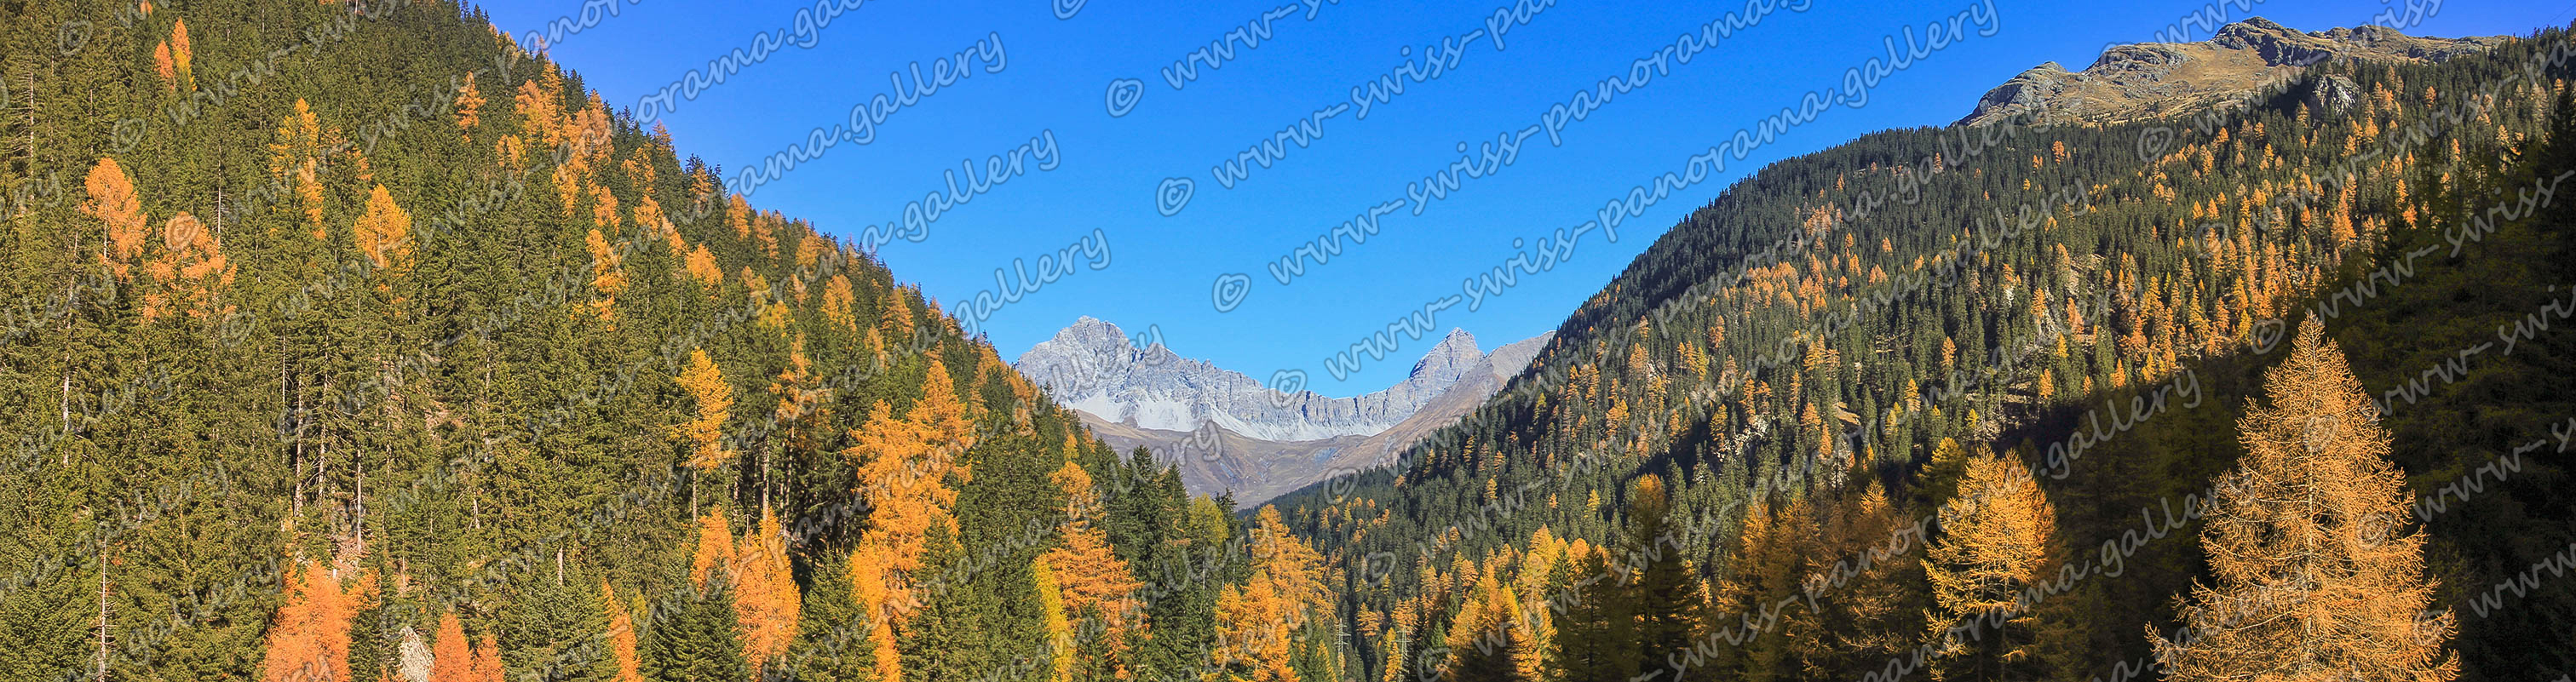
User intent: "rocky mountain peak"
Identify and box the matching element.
[1015,320,1519,443]
[1958,18,2504,128]
[1409,329,1484,384]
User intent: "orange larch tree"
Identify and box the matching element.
[584,228,626,321]
[1039,460,1143,667]
[684,244,722,291]
[2151,320,2456,682]
[1210,507,1332,682]
[601,582,642,682]
[266,100,328,238]
[1923,446,2056,682]
[169,18,193,89]
[690,510,737,590]
[734,506,801,675]
[455,72,485,133]
[675,348,736,471]
[470,632,503,682]
[259,559,378,682]
[82,158,147,280]
[139,211,235,321]
[845,358,975,592]
[428,611,470,682]
[357,184,414,272]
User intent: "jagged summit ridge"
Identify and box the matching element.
[1958,17,2503,127]
[1014,318,1486,442]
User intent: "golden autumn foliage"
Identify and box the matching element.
[1211,507,1333,682]
[1039,461,1144,657]
[602,582,643,682]
[1033,560,1078,682]
[471,633,504,682]
[455,72,485,132]
[2152,320,2457,682]
[1441,563,1530,682]
[153,40,175,90]
[1923,445,2056,679]
[821,274,857,330]
[675,348,736,470]
[83,157,147,280]
[846,359,974,586]
[848,545,904,682]
[878,288,914,341]
[691,510,736,589]
[1818,480,1915,670]
[261,560,378,682]
[154,19,193,90]
[357,184,414,272]
[584,228,626,322]
[835,358,981,682]
[170,19,192,88]
[742,267,790,329]
[735,507,802,673]
[685,244,722,290]
[770,337,832,452]
[1713,496,1824,680]
[689,508,801,673]
[265,100,329,238]
[139,212,237,321]
[428,611,470,682]
[726,195,752,241]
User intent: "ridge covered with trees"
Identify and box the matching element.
[1272,23,2576,682]
[0,2,1340,682]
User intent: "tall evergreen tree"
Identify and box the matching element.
[2151,320,2457,682]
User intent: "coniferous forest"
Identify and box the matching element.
[3,3,2574,682]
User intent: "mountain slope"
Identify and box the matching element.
[1273,20,2570,682]
[0,4,1325,682]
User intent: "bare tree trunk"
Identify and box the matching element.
[93,543,107,682]
[23,70,33,169]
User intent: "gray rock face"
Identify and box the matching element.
[2301,74,2363,118]
[1015,317,1489,442]
[1027,320,1555,507]
[1958,17,2504,128]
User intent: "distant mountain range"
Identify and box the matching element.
[1014,317,1550,506]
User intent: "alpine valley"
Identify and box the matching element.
[1,4,2571,682]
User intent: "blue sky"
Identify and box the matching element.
[483,0,2562,397]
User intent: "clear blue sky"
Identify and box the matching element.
[483,0,2562,397]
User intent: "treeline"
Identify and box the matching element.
[1274,24,2576,682]
[0,2,1342,682]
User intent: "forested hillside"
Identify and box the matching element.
[1273,24,2576,682]
[0,3,1343,682]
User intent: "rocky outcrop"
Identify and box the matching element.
[1958,17,2503,128]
